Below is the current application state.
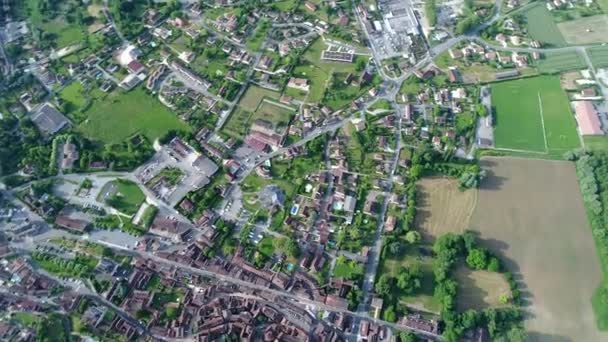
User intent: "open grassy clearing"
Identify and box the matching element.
[99,179,145,216]
[454,264,511,311]
[589,46,608,69]
[415,177,477,242]
[380,244,441,312]
[222,86,289,138]
[58,81,87,108]
[273,0,299,11]
[238,85,281,109]
[26,0,87,48]
[222,108,253,139]
[434,50,536,83]
[523,3,566,47]
[558,15,608,45]
[584,136,608,151]
[292,63,329,103]
[536,50,586,74]
[470,157,606,341]
[78,87,190,144]
[492,76,580,154]
[251,101,295,127]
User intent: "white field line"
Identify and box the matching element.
[537,92,549,152]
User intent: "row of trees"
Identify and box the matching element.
[571,151,608,314]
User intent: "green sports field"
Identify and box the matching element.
[492,76,580,155]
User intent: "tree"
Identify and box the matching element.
[388,241,402,255]
[383,305,397,322]
[487,257,500,272]
[405,231,421,244]
[375,274,393,297]
[466,248,488,270]
[399,331,417,342]
[396,264,422,294]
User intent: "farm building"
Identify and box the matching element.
[574,101,603,135]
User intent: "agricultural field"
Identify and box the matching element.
[453,265,511,311]
[589,46,608,69]
[78,87,190,145]
[523,4,566,47]
[492,75,580,155]
[536,51,586,74]
[415,177,477,241]
[470,157,606,341]
[558,15,608,45]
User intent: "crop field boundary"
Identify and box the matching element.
[537,92,549,152]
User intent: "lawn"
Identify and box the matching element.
[292,63,329,102]
[589,46,608,69]
[58,81,87,108]
[558,15,608,45]
[415,177,477,242]
[523,3,567,47]
[79,87,190,144]
[222,107,253,139]
[26,0,87,48]
[273,0,299,11]
[251,101,295,127]
[380,244,441,313]
[100,179,146,216]
[453,264,511,311]
[470,157,606,341]
[291,38,364,105]
[258,237,275,257]
[239,85,281,109]
[246,20,270,51]
[492,75,580,154]
[223,85,287,138]
[536,51,586,74]
[584,136,608,151]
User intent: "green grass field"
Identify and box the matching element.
[222,86,285,138]
[292,63,329,102]
[222,108,253,139]
[524,4,567,47]
[492,76,580,154]
[58,81,87,108]
[101,179,145,216]
[252,101,295,127]
[273,0,298,11]
[379,244,441,313]
[79,87,190,144]
[239,85,281,109]
[26,0,86,48]
[584,136,608,151]
[589,46,608,69]
[537,51,587,73]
